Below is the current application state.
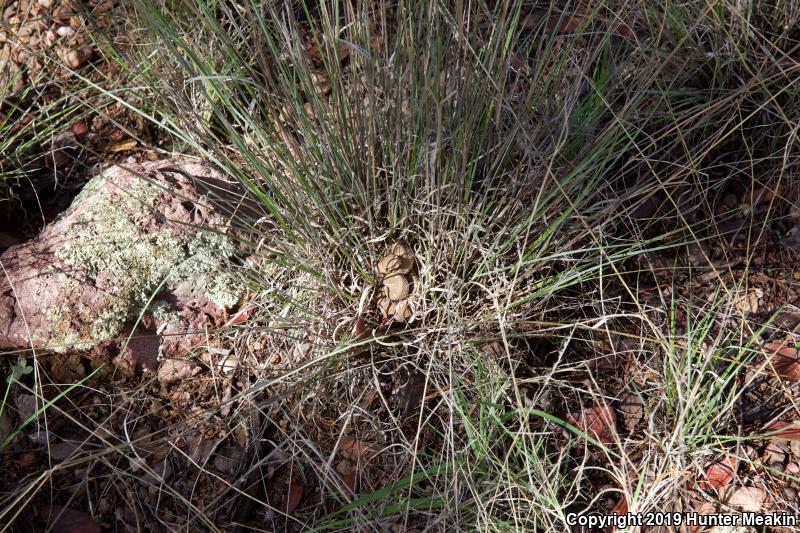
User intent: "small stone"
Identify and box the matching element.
[63,50,80,68]
[95,1,113,14]
[157,359,201,384]
[293,342,312,359]
[727,486,766,512]
[63,44,93,69]
[764,442,787,464]
[49,441,81,461]
[214,445,244,475]
[71,120,88,137]
[56,26,75,38]
[791,440,800,457]
[16,394,38,422]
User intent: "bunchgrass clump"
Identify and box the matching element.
[104,0,800,528]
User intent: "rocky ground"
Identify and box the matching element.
[3,2,800,532]
[1,0,161,244]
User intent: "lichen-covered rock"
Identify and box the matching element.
[0,159,247,373]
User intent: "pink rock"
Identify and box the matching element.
[565,399,618,445]
[0,160,247,376]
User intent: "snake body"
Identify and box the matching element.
[376,243,417,323]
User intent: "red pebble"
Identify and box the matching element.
[71,121,89,137]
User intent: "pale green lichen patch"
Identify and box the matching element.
[46,166,244,352]
[170,229,242,309]
[147,300,173,323]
